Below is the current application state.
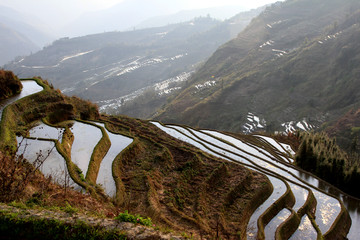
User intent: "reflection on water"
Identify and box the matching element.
[265,208,292,239]
[92,122,133,197]
[16,137,78,189]
[70,121,102,175]
[247,177,286,240]
[297,169,360,239]
[29,123,64,143]
[290,215,317,240]
[153,123,360,239]
[191,128,341,234]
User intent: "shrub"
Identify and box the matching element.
[115,210,153,227]
[295,131,360,197]
[0,70,22,100]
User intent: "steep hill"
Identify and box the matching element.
[155,0,360,134]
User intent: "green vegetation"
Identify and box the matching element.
[295,132,360,198]
[0,70,22,100]
[115,210,153,227]
[0,211,126,240]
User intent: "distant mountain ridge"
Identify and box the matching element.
[0,5,54,65]
[61,0,252,37]
[0,23,39,66]
[155,0,360,135]
[0,5,53,47]
[5,7,264,119]
[134,5,248,29]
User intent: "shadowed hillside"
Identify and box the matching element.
[155,0,360,134]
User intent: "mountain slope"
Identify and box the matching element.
[5,8,263,119]
[155,0,360,134]
[0,5,53,47]
[0,5,55,66]
[0,23,39,66]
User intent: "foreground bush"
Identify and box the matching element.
[0,70,22,100]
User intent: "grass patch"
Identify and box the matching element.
[115,210,153,227]
[0,211,126,240]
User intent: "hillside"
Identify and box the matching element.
[0,23,39,66]
[0,5,55,65]
[0,77,272,239]
[5,8,263,119]
[0,5,53,47]
[323,108,360,154]
[1,72,359,238]
[155,0,360,135]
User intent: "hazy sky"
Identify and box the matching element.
[0,0,281,35]
[0,0,280,17]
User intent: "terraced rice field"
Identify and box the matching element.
[16,136,78,188]
[16,120,133,196]
[151,122,359,239]
[2,81,359,239]
[93,122,133,197]
[1,81,134,196]
[0,80,43,119]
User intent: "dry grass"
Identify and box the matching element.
[101,115,272,239]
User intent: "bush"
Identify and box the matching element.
[295,132,360,198]
[0,151,34,202]
[0,213,126,240]
[115,210,153,227]
[0,70,22,100]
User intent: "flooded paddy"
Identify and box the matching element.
[0,80,43,119]
[16,137,78,188]
[152,122,358,239]
[70,121,102,175]
[93,122,133,197]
